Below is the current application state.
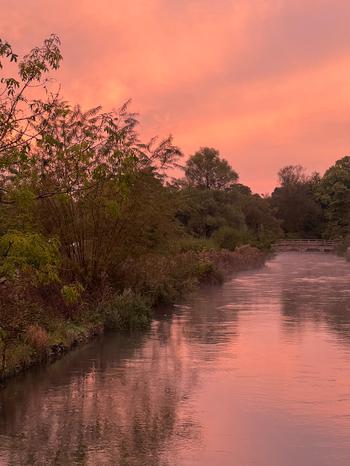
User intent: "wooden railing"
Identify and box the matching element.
[275,239,340,245]
[273,239,341,252]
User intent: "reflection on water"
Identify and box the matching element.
[1,253,350,465]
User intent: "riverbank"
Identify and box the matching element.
[0,246,266,384]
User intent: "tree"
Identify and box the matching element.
[26,100,182,282]
[242,194,282,246]
[271,165,324,238]
[0,35,183,282]
[184,147,238,190]
[175,188,246,239]
[278,165,307,186]
[318,156,350,238]
[0,35,62,202]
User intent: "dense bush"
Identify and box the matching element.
[102,290,152,331]
[211,226,246,250]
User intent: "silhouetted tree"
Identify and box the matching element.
[184,147,238,190]
[271,165,324,238]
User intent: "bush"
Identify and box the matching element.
[175,237,217,253]
[196,259,224,285]
[61,282,85,305]
[211,226,247,251]
[0,231,60,284]
[25,324,49,354]
[115,254,199,305]
[102,290,152,331]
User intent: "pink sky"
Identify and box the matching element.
[1,0,350,193]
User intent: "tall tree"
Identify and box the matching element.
[184,147,238,190]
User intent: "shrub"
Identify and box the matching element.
[0,231,60,284]
[211,226,247,251]
[61,282,85,305]
[25,324,49,353]
[102,290,152,331]
[175,237,217,253]
[196,259,224,285]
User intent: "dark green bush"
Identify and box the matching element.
[211,226,247,251]
[102,290,152,331]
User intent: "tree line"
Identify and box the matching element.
[271,160,350,240]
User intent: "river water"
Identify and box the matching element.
[1,253,350,465]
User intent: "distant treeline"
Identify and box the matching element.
[0,36,349,379]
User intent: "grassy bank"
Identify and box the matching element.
[0,246,265,383]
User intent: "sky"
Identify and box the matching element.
[1,0,350,193]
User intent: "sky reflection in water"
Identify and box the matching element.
[1,253,350,465]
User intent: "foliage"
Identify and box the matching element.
[175,184,280,247]
[195,258,224,285]
[102,290,152,330]
[115,253,200,305]
[175,236,216,253]
[278,165,307,186]
[271,165,324,238]
[25,324,49,353]
[0,231,60,284]
[211,226,246,250]
[0,35,62,201]
[184,147,238,190]
[317,156,350,238]
[61,283,85,305]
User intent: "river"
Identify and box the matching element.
[1,253,350,465]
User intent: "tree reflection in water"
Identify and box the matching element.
[277,255,350,342]
[2,253,350,465]
[0,307,225,465]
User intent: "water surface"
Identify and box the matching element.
[1,253,350,465]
